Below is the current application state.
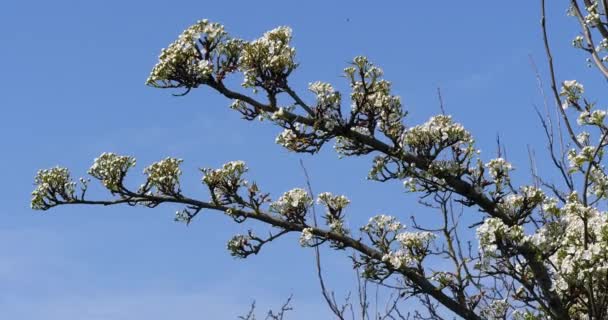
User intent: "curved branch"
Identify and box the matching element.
[53,193,481,320]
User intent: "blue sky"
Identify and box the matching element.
[0,1,603,319]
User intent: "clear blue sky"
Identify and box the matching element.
[0,1,602,319]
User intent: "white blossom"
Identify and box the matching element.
[479,299,509,320]
[275,127,299,150]
[477,218,524,257]
[381,250,408,269]
[202,161,248,204]
[317,192,350,234]
[88,152,136,192]
[227,234,250,258]
[142,157,183,194]
[572,35,585,48]
[568,146,596,170]
[362,214,403,233]
[485,158,513,184]
[308,81,340,107]
[401,115,472,152]
[317,192,350,211]
[239,26,296,88]
[270,188,312,220]
[560,80,584,109]
[31,167,77,210]
[396,231,435,249]
[299,227,315,247]
[147,19,225,87]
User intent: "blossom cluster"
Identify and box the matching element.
[31,167,77,210]
[546,200,608,296]
[317,192,350,234]
[88,152,136,192]
[485,158,513,186]
[309,81,340,110]
[308,81,342,131]
[202,161,248,205]
[588,166,608,198]
[142,157,183,195]
[577,109,606,126]
[269,188,312,222]
[227,234,251,258]
[479,299,509,320]
[496,186,545,218]
[239,26,296,89]
[476,217,524,257]
[395,231,435,249]
[362,214,403,234]
[430,271,456,289]
[346,56,404,140]
[275,124,303,151]
[572,35,585,48]
[584,2,601,27]
[381,231,436,269]
[568,146,597,170]
[477,191,608,312]
[299,227,315,247]
[317,192,350,212]
[560,80,584,109]
[174,209,192,224]
[401,115,472,156]
[146,19,226,88]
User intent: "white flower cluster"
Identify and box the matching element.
[239,26,296,88]
[485,158,513,185]
[431,271,456,289]
[362,214,403,233]
[31,167,77,210]
[299,227,315,247]
[270,188,312,221]
[596,37,608,62]
[275,125,300,151]
[576,131,590,145]
[309,81,340,108]
[270,106,287,121]
[308,81,342,131]
[381,250,409,269]
[382,231,436,269]
[346,56,404,139]
[584,2,601,27]
[229,99,248,115]
[476,218,524,257]
[396,231,435,248]
[577,109,606,126]
[142,157,183,194]
[496,186,545,217]
[202,161,247,204]
[402,177,417,192]
[588,166,608,198]
[88,152,136,192]
[547,200,608,293]
[560,80,584,109]
[174,209,191,224]
[476,191,608,306]
[146,19,226,87]
[227,234,250,258]
[568,146,596,170]
[572,35,585,48]
[317,192,350,211]
[479,299,509,320]
[317,192,350,234]
[401,115,472,153]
